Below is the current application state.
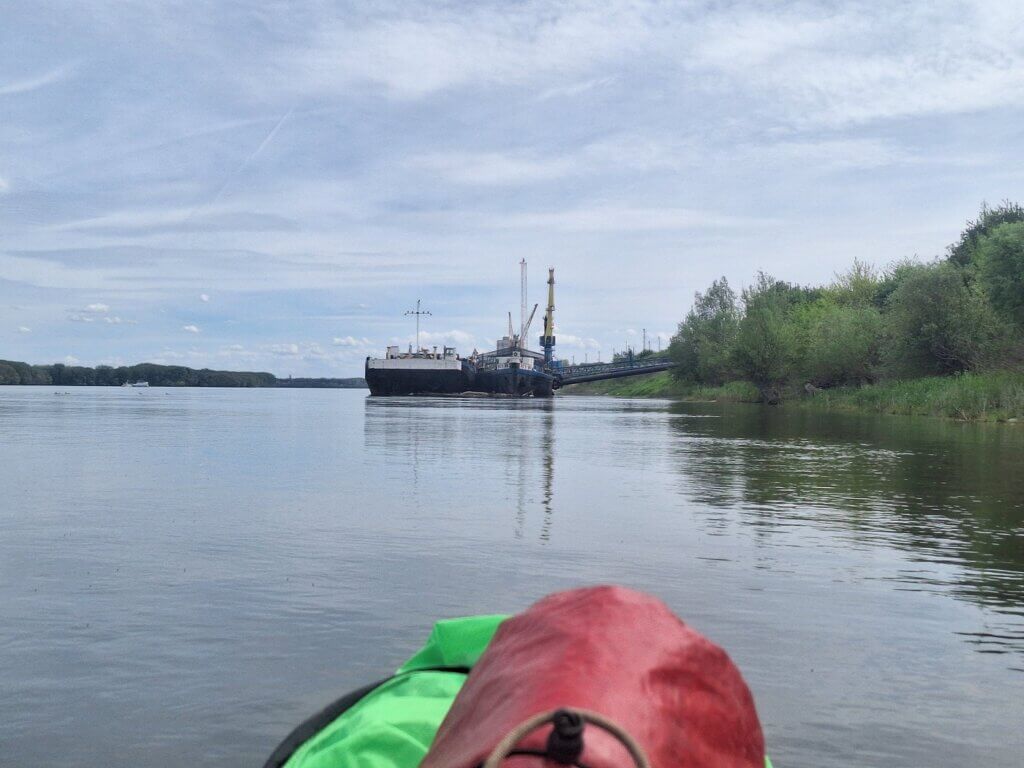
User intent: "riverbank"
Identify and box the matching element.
[0,358,365,388]
[560,370,1024,422]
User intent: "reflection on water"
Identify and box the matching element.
[361,395,1024,662]
[1,387,1023,768]
[364,397,559,543]
[665,402,1024,662]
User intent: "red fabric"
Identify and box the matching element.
[421,586,764,768]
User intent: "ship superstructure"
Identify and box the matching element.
[364,342,477,395]
[364,262,557,397]
[362,262,674,396]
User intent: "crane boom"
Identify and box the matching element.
[522,303,539,341]
[539,267,556,366]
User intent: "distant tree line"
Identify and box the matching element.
[276,377,366,388]
[612,348,659,363]
[668,201,1024,402]
[0,360,366,388]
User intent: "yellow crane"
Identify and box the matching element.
[539,267,556,366]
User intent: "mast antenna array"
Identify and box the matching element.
[404,299,431,352]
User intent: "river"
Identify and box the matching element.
[1,387,1022,766]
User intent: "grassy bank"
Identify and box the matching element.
[560,371,761,402]
[560,370,1024,421]
[799,372,1024,421]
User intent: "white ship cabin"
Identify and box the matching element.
[384,345,459,360]
[370,345,462,371]
[476,336,545,371]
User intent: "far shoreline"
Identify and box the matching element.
[0,358,365,389]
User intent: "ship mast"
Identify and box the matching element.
[404,299,431,353]
[519,258,527,347]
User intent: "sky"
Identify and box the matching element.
[2,1,1023,377]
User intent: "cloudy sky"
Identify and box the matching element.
[2,1,1023,376]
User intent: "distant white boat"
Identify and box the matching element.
[122,381,149,387]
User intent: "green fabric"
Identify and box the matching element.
[396,614,507,674]
[283,612,775,768]
[283,615,505,768]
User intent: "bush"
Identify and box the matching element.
[732,273,798,401]
[975,221,1024,327]
[882,262,1002,376]
[829,258,880,307]
[948,200,1024,268]
[668,277,739,385]
[794,300,882,386]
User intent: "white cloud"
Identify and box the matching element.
[18,325,31,333]
[268,2,1024,126]
[332,336,372,347]
[154,350,189,361]
[538,75,617,101]
[200,293,210,302]
[415,152,574,186]
[68,303,112,322]
[686,4,1024,127]
[0,176,8,194]
[182,324,200,334]
[412,330,477,348]
[413,136,696,187]
[739,139,910,172]
[482,207,770,233]
[279,5,651,99]
[267,343,299,356]
[264,342,334,360]
[556,333,600,350]
[67,304,135,325]
[0,62,78,97]
[63,355,79,365]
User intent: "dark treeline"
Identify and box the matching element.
[668,202,1024,402]
[277,377,366,389]
[0,360,366,388]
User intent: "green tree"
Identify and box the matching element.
[669,277,739,385]
[829,258,880,307]
[94,366,119,386]
[975,221,1024,327]
[793,299,882,386]
[732,273,797,402]
[883,262,1001,375]
[948,200,1024,268]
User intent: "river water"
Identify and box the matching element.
[1,387,1022,766]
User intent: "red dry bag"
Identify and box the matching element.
[421,586,765,768]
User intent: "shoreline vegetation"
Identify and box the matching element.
[561,370,1024,422]
[566,202,1024,422]
[0,360,366,389]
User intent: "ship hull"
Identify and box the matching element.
[473,367,554,398]
[365,362,475,396]
[365,359,554,397]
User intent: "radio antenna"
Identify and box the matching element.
[404,299,431,352]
